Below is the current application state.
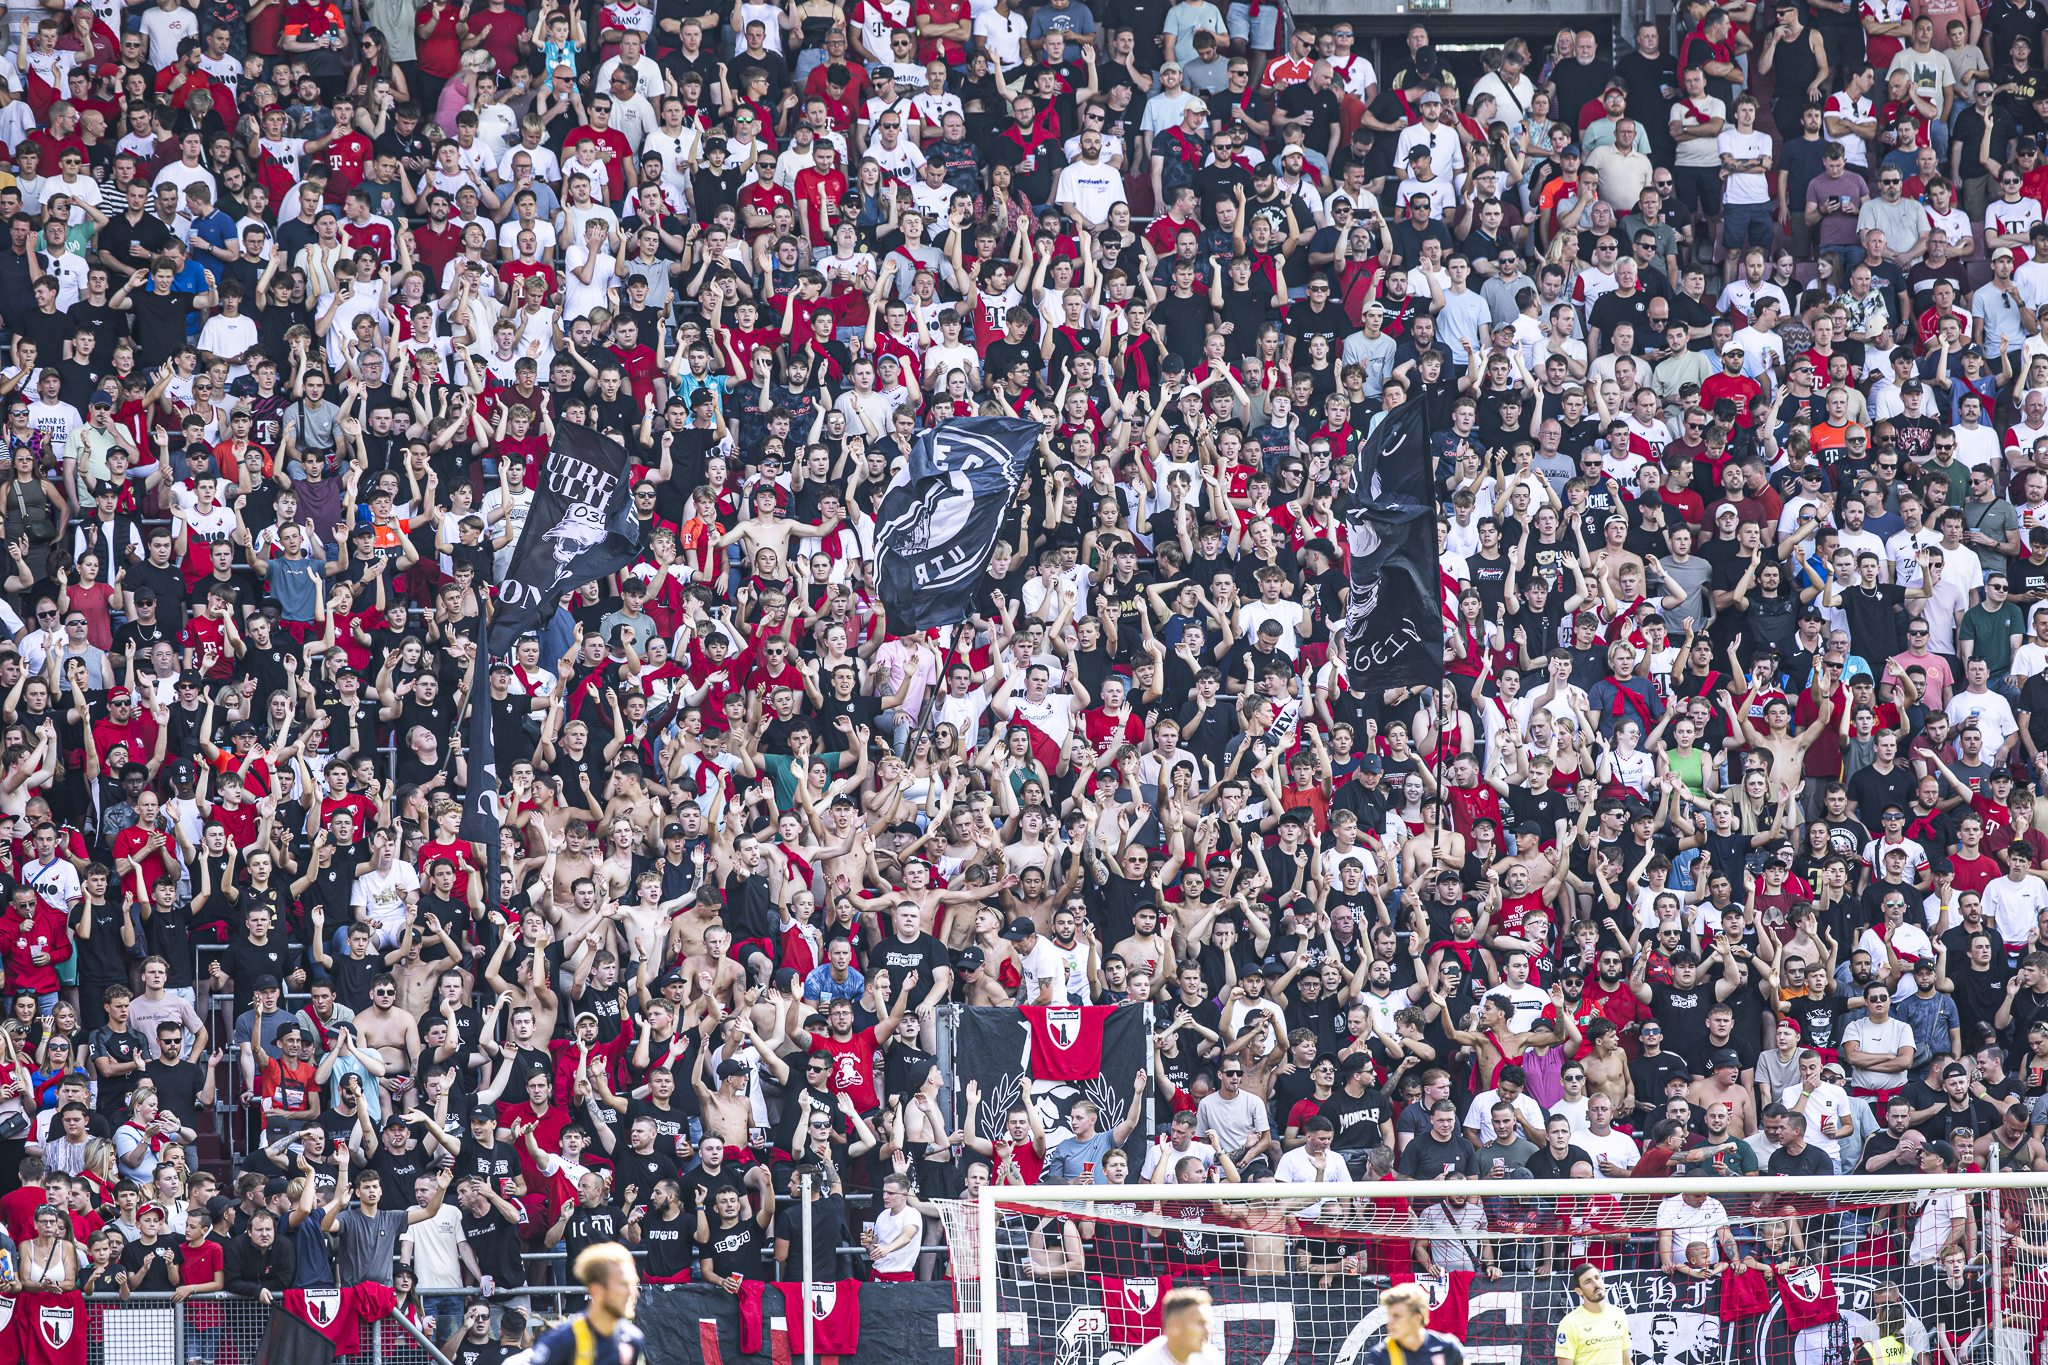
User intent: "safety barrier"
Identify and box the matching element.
[76,1290,455,1365]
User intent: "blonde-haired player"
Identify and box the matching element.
[1126,1286,1221,1365]
[522,1243,643,1365]
[1365,1281,1466,1365]
[1556,1264,1631,1365]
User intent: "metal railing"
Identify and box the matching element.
[64,1290,454,1365]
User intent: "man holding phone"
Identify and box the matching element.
[1804,140,1871,264]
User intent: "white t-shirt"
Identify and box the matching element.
[351,861,422,948]
[562,241,620,320]
[1020,937,1087,1005]
[1577,1126,1641,1176]
[1655,1193,1730,1258]
[1839,1015,1915,1090]
[1717,128,1773,203]
[869,1204,920,1273]
[1140,1137,1219,1181]
[1778,1079,1853,1160]
[973,8,1027,67]
[139,4,199,68]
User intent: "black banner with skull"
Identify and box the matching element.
[872,417,1040,632]
[1336,397,1443,690]
[486,418,645,658]
[956,1003,1152,1174]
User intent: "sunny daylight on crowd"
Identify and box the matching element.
[2,0,2048,1361]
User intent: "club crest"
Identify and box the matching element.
[303,1288,342,1328]
[37,1304,71,1348]
[808,1284,838,1319]
[1122,1279,1160,1314]
[1047,1009,1082,1048]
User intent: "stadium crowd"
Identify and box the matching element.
[0,0,2038,1349]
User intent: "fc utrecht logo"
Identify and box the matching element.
[303,1288,342,1328]
[1122,1279,1160,1314]
[1047,1009,1082,1048]
[808,1284,838,1320]
[37,1304,72,1348]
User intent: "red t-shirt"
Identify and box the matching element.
[1952,851,2003,897]
[609,343,658,399]
[465,7,526,71]
[0,1184,45,1244]
[415,2,462,76]
[324,132,374,201]
[565,128,635,201]
[341,217,393,262]
[809,1027,881,1111]
[113,824,179,904]
[176,1236,223,1289]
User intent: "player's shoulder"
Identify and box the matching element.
[527,1318,582,1364]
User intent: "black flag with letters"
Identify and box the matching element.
[1336,397,1443,689]
[458,665,501,919]
[873,416,1039,631]
[486,419,643,657]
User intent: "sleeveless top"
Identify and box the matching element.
[1666,746,1707,801]
[1520,1042,1568,1108]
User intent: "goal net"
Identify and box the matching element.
[935,1172,2048,1365]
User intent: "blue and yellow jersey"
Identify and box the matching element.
[528,1313,648,1365]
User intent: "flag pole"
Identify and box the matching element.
[899,622,964,761]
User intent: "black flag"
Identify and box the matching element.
[1337,398,1444,689]
[872,416,1038,631]
[459,669,501,921]
[487,420,643,657]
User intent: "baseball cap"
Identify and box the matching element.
[252,974,281,992]
[1357,754,1383,772]
[1708,1047,1740,1071]
[663,823,685,839]
[957,947,986,971]
[108,687,130,703]
[1000,917,1037,941]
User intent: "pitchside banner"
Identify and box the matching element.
[487,419,644,656]
[999,1266,1982,1365]
[956,1004,1151,1168]
[638,1281,954,1365]
[1338,398,1443,690]
[872,417,1039,631]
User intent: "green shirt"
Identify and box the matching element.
[1677,1137,1760,1176]
[1960,600,2026,676]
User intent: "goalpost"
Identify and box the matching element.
[936,1171,2048,1365]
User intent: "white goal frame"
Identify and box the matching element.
[968,1170,2048,1365]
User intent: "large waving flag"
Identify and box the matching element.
[872,417,1039,631]
[487,419,644,657]
[1337,396,1444,690]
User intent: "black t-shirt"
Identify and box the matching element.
[1525,1143,1594,1180]
[563,1199,625,1269]
[1647,982,1716,1070]
[121,1236,180,1290]
[148,1056,207,1127]
[1318,1085,1392,1154]
[89,1024,144,1115]
[1768,1143,1837,1178]
[372,1141,433,1197]
[451,1134,521,1196]
[641,1208,695,1278]
[1396,1131,1482,1178]
[865,932,949,1006]
[70,897,127,982]
[702,1215,763,1279]
[773,1194,846,1282]
[611,1148,677,1207]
